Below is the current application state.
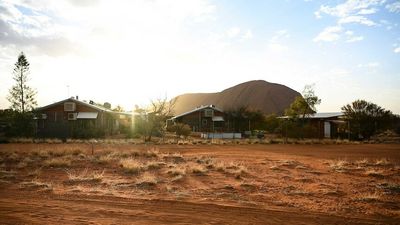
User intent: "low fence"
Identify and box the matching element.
[201,133,242,139]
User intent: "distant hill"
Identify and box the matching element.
[172,80,301,115]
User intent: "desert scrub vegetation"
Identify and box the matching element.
[44,157,72,168]
[20,179,53,192]
[167,166,187,182]
[377,182,400,194]
[66,168,104,184]
[119,158,144,174]
[190,164,208,175]
[195,156,215,169]
[135,172,158,188]
[0,169,17,180]
[163,152,185,163]
[215,161,248,178]
[6,152,19,162]
[355,192,382,202]
[364,168,385,178]
[327,159,350,173]
[145,161,165,170]
[375,158,391,166]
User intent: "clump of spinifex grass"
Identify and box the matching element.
[20,179,53,192]
[355,192,382,202]
[328,159,350,173]
[375,158,391,166]
[44,157,72,168]
[119,158,144,174]
[136,173,158,188]
[190,164,207,175]
[66,168,104,184]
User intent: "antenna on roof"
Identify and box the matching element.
[67,85,70,97]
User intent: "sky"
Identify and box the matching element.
[0,0,399,113]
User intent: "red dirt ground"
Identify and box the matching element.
[0,143,399,224]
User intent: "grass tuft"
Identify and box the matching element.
[44,157,72,167]
[119,158,144,174]
[136,173,158,188]
[66,168,104,183]
[356,192,381,202]
[190,165,207,175]
[328,159,349,173]
[20,179,53,192]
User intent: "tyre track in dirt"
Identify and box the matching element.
[0,192,395,225]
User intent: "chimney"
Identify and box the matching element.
[76,96,79,100]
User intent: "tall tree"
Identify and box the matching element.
[341,100,393,140]
[134,97,176,142]
[284,85,321,139]
[285,84,321,119]
[7,52,37,113]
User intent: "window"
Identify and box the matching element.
[202,119,208,126]
[204,109,213,117]
[64,102,76,111]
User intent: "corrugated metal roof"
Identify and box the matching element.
[307,112,344,118]
[172,105,223,120]
[77,112,98,119]
[279,112,344,119]
[36,97,113,112]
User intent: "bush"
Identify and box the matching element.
[168,123,191,139]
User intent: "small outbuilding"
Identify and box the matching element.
[280,112,345,139]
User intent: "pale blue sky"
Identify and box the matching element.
[0,0,399,113]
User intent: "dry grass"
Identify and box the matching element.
[146,161,165,170]
[364,169,385,177]
[377,182,400,194]
[355,192,382,202]
[20,179,53,192]
[94,154,116,164]
[119,158,144,174]
[328,159,349,173]
[375,158,391,166]
[214,161,248,178]
[240,181,258,191]
[27,168,41,177]
[190,164,208,175]
[44,157,72,167]
[0,169,17,180]
[355,158,369,166]
[66,169,104,183]
[16,161,28,169]
[38,150,50,159]
[167,166,186,176]
[7,152,19,162]
[136,173,158,187]
[163,152,185,163]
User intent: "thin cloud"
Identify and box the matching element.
[268,29,289,52]
[313,0,385,43]
[386,2,400,13]
[338,15,377,26]
[313,26,342,42]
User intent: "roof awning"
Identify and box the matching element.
[212,116,224,122]
[77,112,98,119]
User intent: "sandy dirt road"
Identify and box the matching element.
[0,143,399,224]
[0,192,394,225]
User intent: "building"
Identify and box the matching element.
[35,97,132,138]
[305,112,346,138]
[280,112,345,139]
[168,105,225,132]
